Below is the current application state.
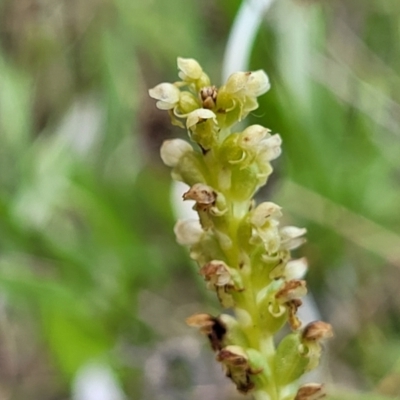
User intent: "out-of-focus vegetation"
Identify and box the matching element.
[0,0,399,399]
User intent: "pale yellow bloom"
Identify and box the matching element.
[148,82,180,110]
[160,139,193,167]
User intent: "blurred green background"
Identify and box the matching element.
[0,0,399,399]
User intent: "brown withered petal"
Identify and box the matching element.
[275,279,307,302]
[295,383,325,400]
[291,298,303,309]
[302,321,333,341]
[186,313,214,332]
[225,370,255,394]
[217,346,249,368]
[199,260,232,286]
[229,373,255,394]
[287,299,303,331]
[198,261,237,307]
[217,346,259,394]
[186,313,227,351]
[183,183,216,205]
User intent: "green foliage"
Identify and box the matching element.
[0,0,399,398]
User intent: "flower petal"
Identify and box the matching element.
[285,258,308,280]
[245,70,270,97]
[280,226,307,241]
[249,202,282,228]
[177,57,203,80]
[295,383,325,400]
[160,139,193,167]
[225,71,250,94]
[238,125,271,149]
[275,280,307,303]
[148,83,180,110]
[186,108,217,129]
[174,219,203,245]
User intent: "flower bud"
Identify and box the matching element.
[177,57,203,80]
[225,70,270,97]
[160,139,193,167]
[218,69,270,125]
[174,219,203,245]
[177,91,201,115]
[148,82,180,110]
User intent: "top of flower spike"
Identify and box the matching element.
[148,57,271,129]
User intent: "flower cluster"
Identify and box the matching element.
[150,58,332,400]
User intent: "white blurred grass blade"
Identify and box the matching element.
[222,0,275,80]
[72,363,126,400]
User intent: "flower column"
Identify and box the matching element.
[149,58,332,400]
